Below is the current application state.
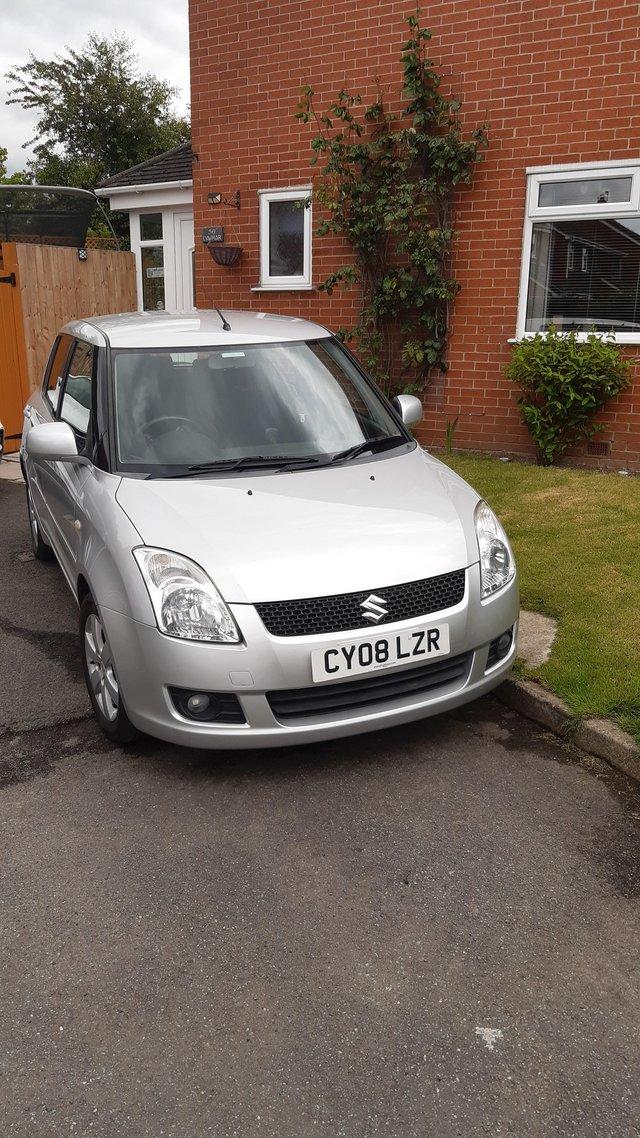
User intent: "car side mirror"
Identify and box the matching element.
[393,394,423,428]
[25,421,89,465]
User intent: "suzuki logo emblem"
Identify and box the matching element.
[360,593,388,624]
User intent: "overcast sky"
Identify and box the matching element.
[0,0,189,172]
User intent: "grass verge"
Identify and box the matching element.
[441,453,640,744]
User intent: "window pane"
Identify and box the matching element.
[44,335,73,411]
[60,341,94,435]
[142,246,165,310]
[140,212,163,240]
[269,199,304,276]
[525,219,640,333]
[538,177,632,208]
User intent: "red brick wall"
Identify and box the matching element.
[189,0,640,471]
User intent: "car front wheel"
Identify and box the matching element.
[80,595,139,744]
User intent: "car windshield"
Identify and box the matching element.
[111,339,407,474]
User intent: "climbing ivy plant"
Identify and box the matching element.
[296,11,487,393]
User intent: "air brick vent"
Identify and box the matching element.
[587,440,612,456]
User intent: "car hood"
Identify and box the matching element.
[115,448,481,604]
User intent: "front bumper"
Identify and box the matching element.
[101,564,519,750]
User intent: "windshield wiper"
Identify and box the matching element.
[190,454,328,473]
[145,459,237,479]
[146,454,326,479]
[143,439,407,480]
[190,456,279,472]
[326,434,407,466]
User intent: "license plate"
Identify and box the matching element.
[311,624,450,684]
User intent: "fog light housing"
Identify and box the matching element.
[486,627,514,671]
[187,693,210,716]
[169,687,246,724]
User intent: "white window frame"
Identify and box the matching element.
[130,209,170,312]
[516,159,640,343]
[257,186,312,290]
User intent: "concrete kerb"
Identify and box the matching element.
[498,677,640,784]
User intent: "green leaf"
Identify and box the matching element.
[507,325,631,462]
[294,6,487,395]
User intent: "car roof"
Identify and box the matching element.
[61,309,333,349]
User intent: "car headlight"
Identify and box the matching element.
[474,501,515,599]
[133,547,240,643]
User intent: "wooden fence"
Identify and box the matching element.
[0,241,136,453]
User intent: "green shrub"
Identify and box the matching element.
[506,326,631,465]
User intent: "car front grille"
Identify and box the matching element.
[255,568,466,637]
[267,651,472,722]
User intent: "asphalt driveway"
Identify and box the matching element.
[1,479,639,1137]
[0,478,87,732]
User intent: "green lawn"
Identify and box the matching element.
[441,453,640,744]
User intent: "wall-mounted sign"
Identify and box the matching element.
[202,226,224,244]
[146,266,164,278]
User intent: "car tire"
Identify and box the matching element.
[80,594,139,745]
[25,480,54,561]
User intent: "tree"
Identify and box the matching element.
[0,146,29,184]
[6,33,190,239]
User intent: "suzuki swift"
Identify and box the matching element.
[21,311,518,749]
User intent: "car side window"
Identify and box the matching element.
[43,334,73,413]
[59,340,96,437]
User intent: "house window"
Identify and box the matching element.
[518,162,640,341]
[140,212,163,242]
[139,212,165,310]
[258,188,312,288]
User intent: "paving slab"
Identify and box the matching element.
[518,608,557,667]
[0,453,24,483]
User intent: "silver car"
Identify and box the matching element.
[21,311,518,749]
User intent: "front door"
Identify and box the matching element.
[174,212,195,310]
[44,339,95,580]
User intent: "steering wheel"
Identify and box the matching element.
[143,415,197,442]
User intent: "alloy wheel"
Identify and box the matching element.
[84,613,119,723]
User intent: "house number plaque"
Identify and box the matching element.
[202,226,224,244]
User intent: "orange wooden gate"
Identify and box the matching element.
[0,243,30,454]
[0,241,136,455]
